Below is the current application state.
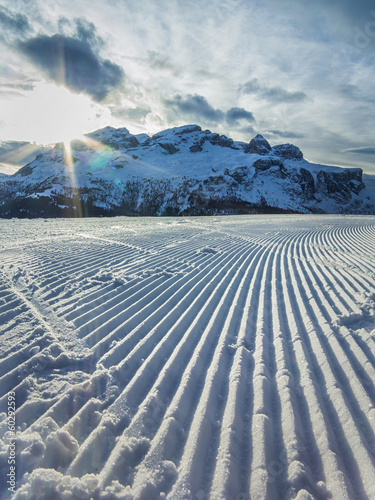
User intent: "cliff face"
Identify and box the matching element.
[0,125,374,217]
[316,169,364,198]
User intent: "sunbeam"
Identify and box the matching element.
[62,140,83,217]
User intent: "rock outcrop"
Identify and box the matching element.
[316,169,365,203]
[244,134,272,155]
[272,143,303,160]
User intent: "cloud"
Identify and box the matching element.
[58,17,105,50]
[18,33,125,101]
[266,0,375,42]
[239,78,307,103]
[111,106,151,121]
[164,94,225,122]
[343,146,375,155]
[74,17,104,48]
[0,81,34,91]
[164,95,257,131]
[267,129,305,139]
[0,5,31,40]
[238,124,257,137]
[339,83,375,103]
[0,81,34,98]
[148,51,177,72]
[225,107,255,125]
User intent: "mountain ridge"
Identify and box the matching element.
[0,124,374,217]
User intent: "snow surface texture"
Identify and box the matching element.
[0,215,375,500]
[1,125,374,217]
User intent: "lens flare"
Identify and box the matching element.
[62,141,83,217]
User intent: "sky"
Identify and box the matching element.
[0,0,374,174]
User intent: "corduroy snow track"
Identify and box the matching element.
[0,215,374,500]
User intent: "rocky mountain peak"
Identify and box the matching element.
[244,134,272,155]
[272,143,303,160]
[85,126,139,150]
[152,125,202,140]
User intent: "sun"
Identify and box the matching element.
[0,82,112,145]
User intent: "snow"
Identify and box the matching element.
[0,215,375,499]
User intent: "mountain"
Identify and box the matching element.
[363,173,375,196]
[0,140,48,176]
[0,124,374,217]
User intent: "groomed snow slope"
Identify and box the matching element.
[0,215,375,500]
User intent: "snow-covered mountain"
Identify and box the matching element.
[0,140,48,176]
[1,124,374,217]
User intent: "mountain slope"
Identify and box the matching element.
[0,125,374,217]
[0,140,48,176]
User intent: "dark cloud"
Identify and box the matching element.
[239,78,307,103]
[226,107,255,124]
[165,94,225,122]
[19,33,125,101]
[58,17,105,50]
[165,96,257,130]
[267,129,305,139]
[74,17,104,48]
[0,5,31,40]
[57,17,71,35]
[343,146,375,155]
